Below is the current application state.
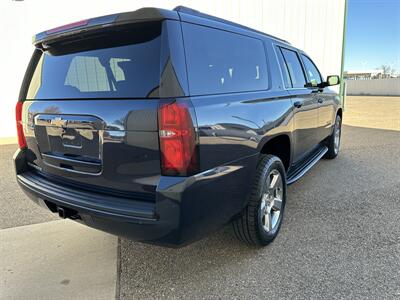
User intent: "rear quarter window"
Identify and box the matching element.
[182,23,268,95]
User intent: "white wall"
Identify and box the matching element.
[346,78,400,96]
[0,0,345,137]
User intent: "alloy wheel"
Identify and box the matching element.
[334,117,341,154]
[260,169,283,232]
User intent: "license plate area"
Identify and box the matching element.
[45,127,99,157]
[61,128,83,149]
[34,114,105,174]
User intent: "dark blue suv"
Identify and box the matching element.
[14,6,342,247]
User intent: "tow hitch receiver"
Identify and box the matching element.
[57,206,80,220]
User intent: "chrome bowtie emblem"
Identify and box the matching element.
[50,117,68,128]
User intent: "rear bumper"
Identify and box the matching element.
[14,149,257,247]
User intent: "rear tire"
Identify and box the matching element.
[233,154,286,246]
[324,114,342,159]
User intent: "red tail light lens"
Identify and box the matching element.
[46,19,89,34]
[16,101,27,149]
[158,102,198,176]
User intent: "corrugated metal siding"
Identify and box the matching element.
[178,0,346,78]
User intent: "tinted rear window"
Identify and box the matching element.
[280,48,306,88]
[27,22,174,99]
[182,23,268,95]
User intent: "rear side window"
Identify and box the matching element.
[280,48,306,88]
[26,22,185,100]
[182,23,268,95]
[301,54,323,84]
[275,47,291,89]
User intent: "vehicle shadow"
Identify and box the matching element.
[118,225,269,298]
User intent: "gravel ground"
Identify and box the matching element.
[118,124,400,299]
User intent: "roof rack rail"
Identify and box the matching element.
[173,6,290,44]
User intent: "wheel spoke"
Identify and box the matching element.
[260,196,266,211]
[272,198,282,211]
[334,117,341,152]
[269,172,279,189]
[263,211,272,231]
[334,123,340,151]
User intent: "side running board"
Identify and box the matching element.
[287,146,328,185]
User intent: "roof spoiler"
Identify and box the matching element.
[33,5,289,49]
[34,7,179,48]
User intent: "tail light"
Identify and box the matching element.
[46,19,89,34]
[158,101,198,176]
[16,101,27,149]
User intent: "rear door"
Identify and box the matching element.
[300,53,335,141]
[277,47,320,163]
[20,20,188,198]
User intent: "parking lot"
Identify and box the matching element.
[1,96,399,299]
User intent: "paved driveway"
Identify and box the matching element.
[1,96,399,299]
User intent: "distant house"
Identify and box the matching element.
[344,70,384,80]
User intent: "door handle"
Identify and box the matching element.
[293,100,304,108]
[311,88,324,93]
[317,98,324,104]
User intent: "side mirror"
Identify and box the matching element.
[326,75,340,86]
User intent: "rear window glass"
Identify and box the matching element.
[182,23,268,95]
[27,23,165,99]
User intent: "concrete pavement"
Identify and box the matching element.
[1,145,118,300]
[1,220,118,300]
